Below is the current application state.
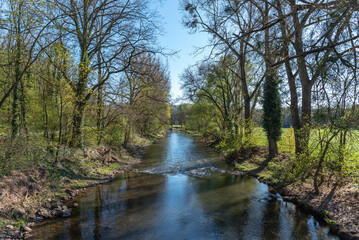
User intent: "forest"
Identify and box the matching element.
[0,0,170,175]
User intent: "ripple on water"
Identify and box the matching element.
[135,165,231,177]
[29,132,338,240]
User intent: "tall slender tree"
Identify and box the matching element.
[262,0,282,158]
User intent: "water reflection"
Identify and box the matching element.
[30,132,338,240]
[138,131,228,176]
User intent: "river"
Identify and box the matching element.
[30,131,338,240]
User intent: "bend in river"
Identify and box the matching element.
[30,131,338,240]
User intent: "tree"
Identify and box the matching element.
[0,0,58,137]
[181,0,264,136]
[262,0,282,158]
[0,0,59,112]
[262,71,282,158]
[45,0,161,148]
[170,104,190,127]
[120,54,170,146]
[182,55,251,141]
[275,0,358,155]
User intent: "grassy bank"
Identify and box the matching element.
[0,134,161,239]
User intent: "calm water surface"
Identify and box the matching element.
[31,131,338,240]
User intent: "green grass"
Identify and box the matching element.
[235,156,279,183]
[255,127,296,153]
[256,127,359,154]
[13,218,26,228]
[70,182,88,189]
[319,209,331,217]
[131,134,152,146]
[236,127,359,187]
[0,219,7,231]
[96,163,120,175]
[236,161,259,172]
[326,219,337,225]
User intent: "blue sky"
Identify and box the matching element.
[156,1,210,103]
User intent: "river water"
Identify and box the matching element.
[31,131,338,240]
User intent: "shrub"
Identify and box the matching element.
[0,137,46,176]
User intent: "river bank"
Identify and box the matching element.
[0,137,158,239]
[185,130,359,240]
[28,131,338,239]
[233,152,359,240]
[2,129,356,239]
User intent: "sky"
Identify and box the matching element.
[155,1,210,103]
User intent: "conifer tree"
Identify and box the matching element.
[262,0,282,158]
[262,70,282,158]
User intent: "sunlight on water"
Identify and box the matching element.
[30,131,338,240]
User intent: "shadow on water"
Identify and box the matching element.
[30,131,338,240]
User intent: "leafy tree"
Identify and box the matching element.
[182,56,247,139]
[120,54,170,146]
[181,0,265,136]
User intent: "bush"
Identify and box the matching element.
[269,122,359,190]
[0,137,46,176]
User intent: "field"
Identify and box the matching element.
[255,127,359,155]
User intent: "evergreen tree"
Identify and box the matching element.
[262,69,282,158]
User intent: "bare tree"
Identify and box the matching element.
[49,0,162,148]
[182,0,265,135]
[275,0,358,155]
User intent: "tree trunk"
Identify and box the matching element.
[239,40,252,138]
[285,59,302,155]
[263,0,281,159]
[97,84,103,145]
[55,91,64,163]
[70,37,90,148]
[20,76,28,137]
[11,5,22,139]
[277,1,302,155]
[123,121,131,147]
[96,30,104,145]
[268,136,278,158]
[11,81,20,138]
[70,63,88,148]
[291,1,312,156]
[243,94,252,139]
[300,80,312,154]
[97,51,104,145]
[234,123,239,135]
[43,86,49,139]
[70,98,86,148]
